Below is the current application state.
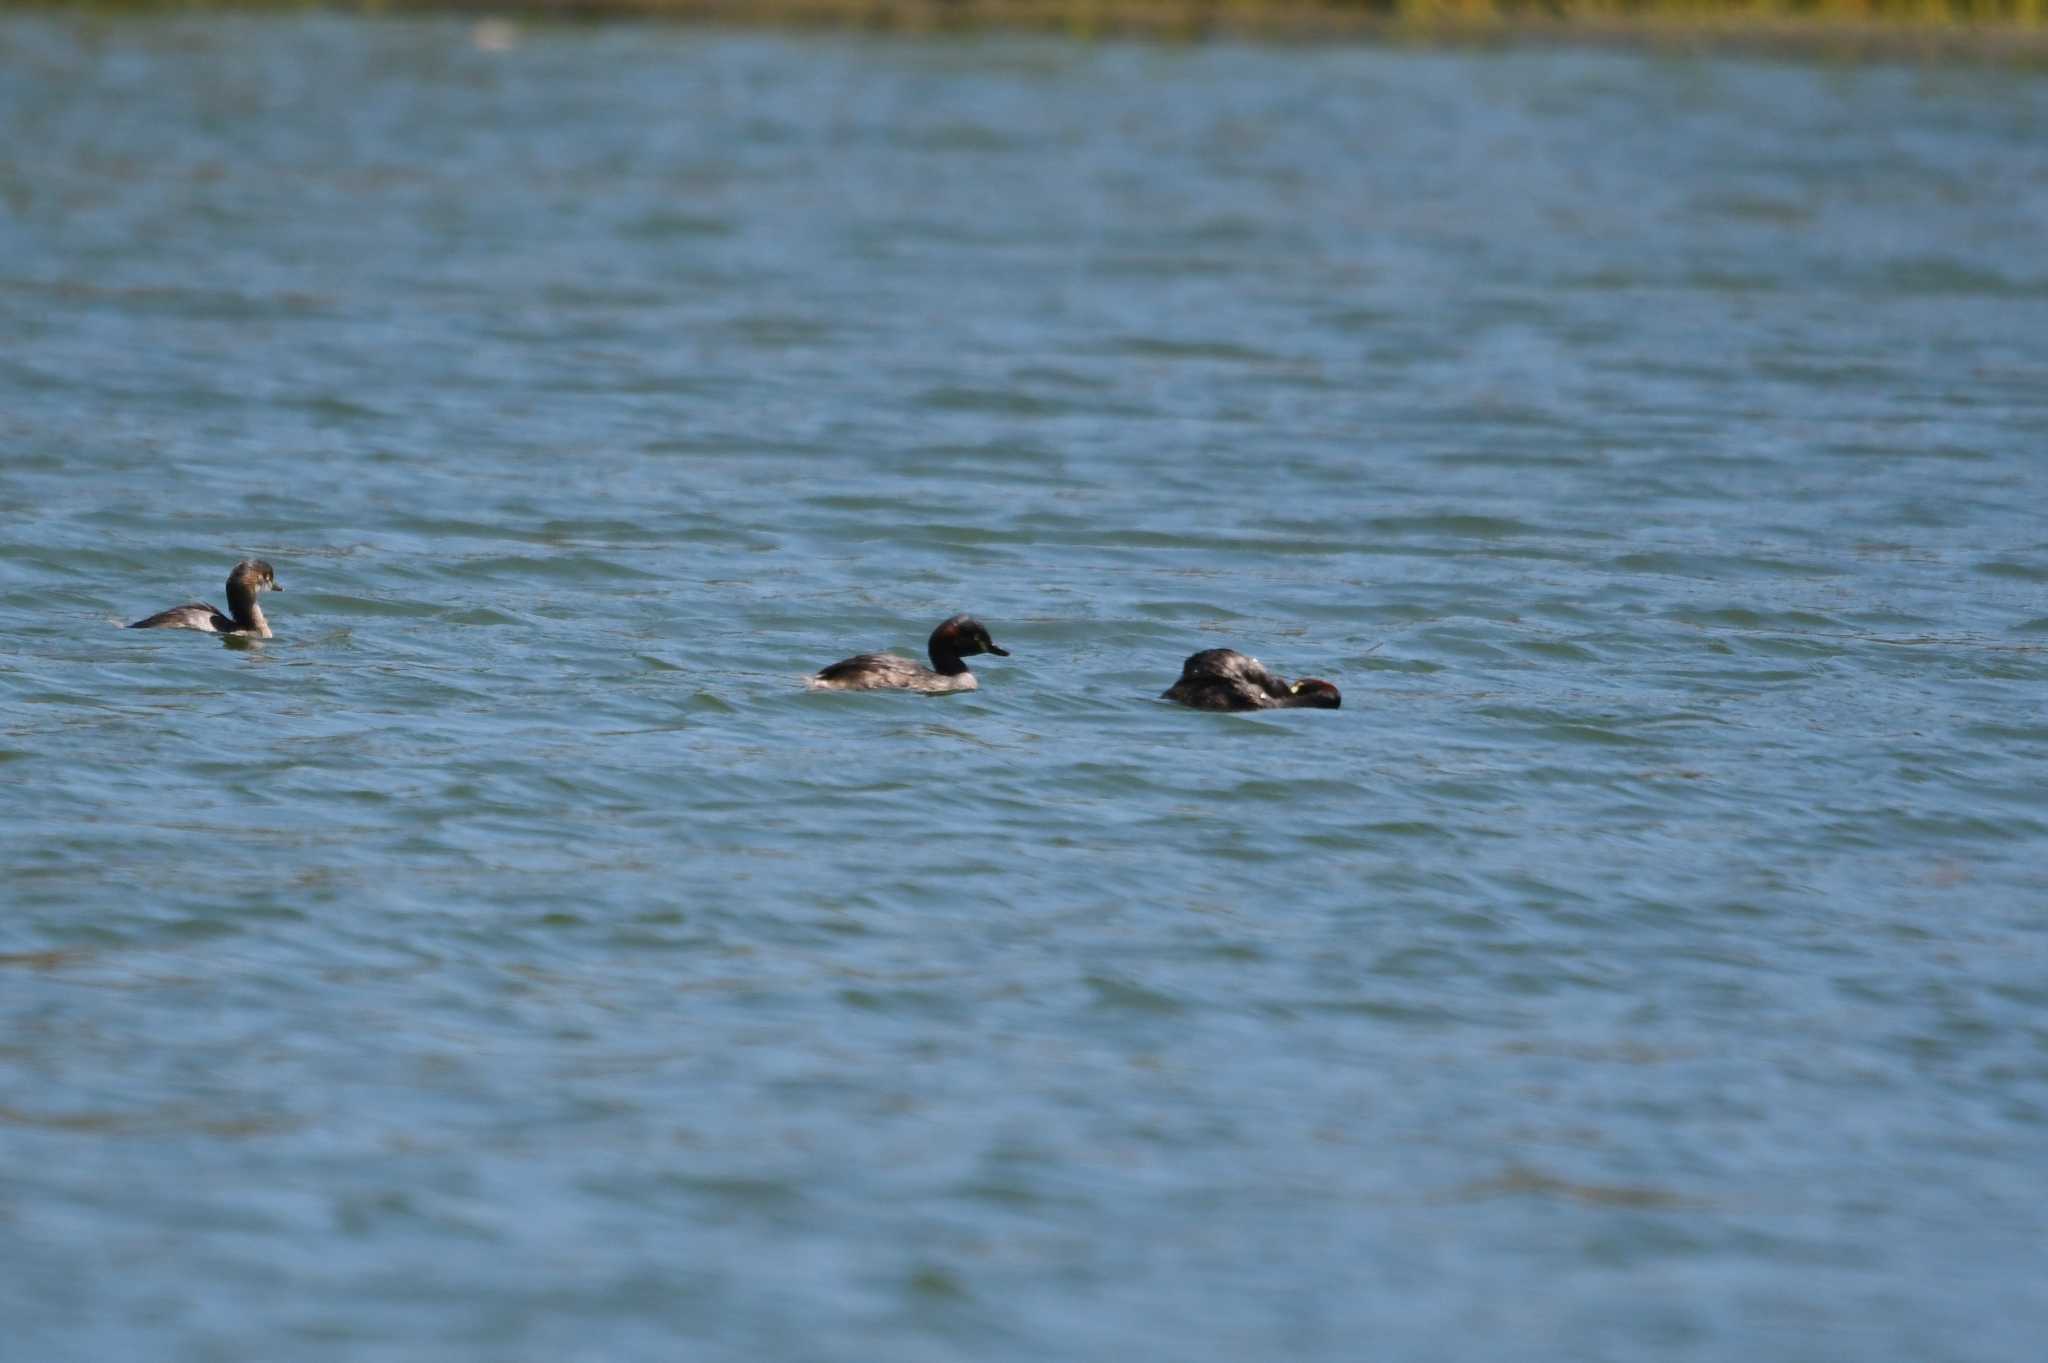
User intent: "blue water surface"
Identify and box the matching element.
[2,16,2046,1361]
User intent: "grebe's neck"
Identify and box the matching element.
[225,581,271,638]
[927,642,970,677]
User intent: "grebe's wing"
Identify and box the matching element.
[127,602,231,632]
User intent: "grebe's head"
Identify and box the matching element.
[230,559,282,593]
[1288,679,1341,709]
[932,614,1008,658]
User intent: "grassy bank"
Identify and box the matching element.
[14,0,2048,60]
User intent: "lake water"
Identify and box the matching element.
[3,15,2046,1360]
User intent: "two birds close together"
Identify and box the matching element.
[805,615,1340,710]
[129,561,1342,713]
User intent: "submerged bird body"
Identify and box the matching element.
[810,614,1010,694]
[127,559,283,638]
[1162,648,1340,711]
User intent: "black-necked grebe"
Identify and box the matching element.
[126,559,283,638]
[1162,648,1340,711]
[809,614,1010,694]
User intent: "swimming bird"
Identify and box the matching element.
[1161,648,1340,711]
[809,614,1010,694]
[126,559,283,638]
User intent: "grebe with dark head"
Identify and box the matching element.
[127,560,283,638]
[1162,648,1340,711]
[809,614,1010,694]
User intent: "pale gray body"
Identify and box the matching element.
[809,614,1009,694]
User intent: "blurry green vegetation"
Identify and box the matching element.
[13,0,2048,58]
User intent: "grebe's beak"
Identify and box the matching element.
[1288,679,1341,707]
[985,642,1009,656]
[272,583,284,591]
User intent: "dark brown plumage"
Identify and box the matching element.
[1162,648,1340,711]
[128,559,283,638]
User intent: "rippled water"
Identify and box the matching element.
[3,15,2047,1360]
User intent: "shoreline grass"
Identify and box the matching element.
[11,0,2048,62]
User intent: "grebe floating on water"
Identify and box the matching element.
[1162,648,1340,711]
[127,559,283,638]
[809,614,1010,694]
